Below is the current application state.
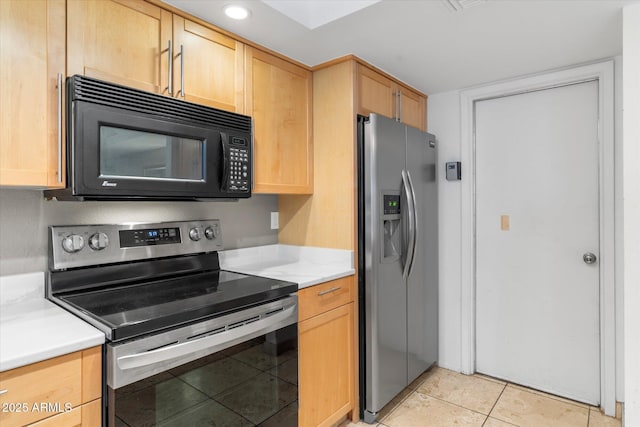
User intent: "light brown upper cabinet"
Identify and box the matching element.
[356,63,426,131]
[397,83,426,131]
[0,0,66,188]
[172,15,244,112]
[67,0,244,113]
[357,64,395,119]
[246,47,313,194]
[67,0,172,95]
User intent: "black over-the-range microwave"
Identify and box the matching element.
[45,75,253,201]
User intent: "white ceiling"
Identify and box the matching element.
[165,0,639,95]
[260,0,381,29]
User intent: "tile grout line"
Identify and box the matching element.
[378,385,421,424]
[378,394,407,424]
[483,382,510,426]
[506,382,591,411]
[414,389,496,419]
[587,406,591,427]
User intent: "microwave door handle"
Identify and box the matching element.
[220,132,230,190]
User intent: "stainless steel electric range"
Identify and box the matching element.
[46,220,298,427]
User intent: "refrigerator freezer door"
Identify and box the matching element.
[406,125,439,383]
[364,114,408,415]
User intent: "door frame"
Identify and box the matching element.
[459,60,615,414]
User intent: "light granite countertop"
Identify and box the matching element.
[219,244,355,289]
[0,272,105,372]
[0,244,353,370]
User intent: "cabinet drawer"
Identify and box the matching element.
[298,276,354,321]
[28,399,101,427]
[0,347,102,427]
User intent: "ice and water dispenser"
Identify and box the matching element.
[381,193,401,263]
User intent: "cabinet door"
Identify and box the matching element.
[0,347,101,427]
[67,0,171,94]
[357,64,394,119]
[399,85,426,131]
[28,400,101,427]
[172,16,244,112]
[246,47,313,194]
[299,303,354,427]
[0,0,65,187]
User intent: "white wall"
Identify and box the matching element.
[428,59,626,402]
[429,91,462,372]
[0,189,279,276]
[623,4,640,424]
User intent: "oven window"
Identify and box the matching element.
[110,325,298,427]
[99,126,204,181]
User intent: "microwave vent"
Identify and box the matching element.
[68,75,252,133]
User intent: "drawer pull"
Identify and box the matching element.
[318,286,341,296]
[0,389,7,396]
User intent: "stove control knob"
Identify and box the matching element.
[89,232,109,251]
[189,227,202,241]
[62,234,85,253]
[204,225,219,240]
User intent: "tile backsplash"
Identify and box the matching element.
[0,189,278,276]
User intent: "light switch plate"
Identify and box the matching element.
[270,212,279,230]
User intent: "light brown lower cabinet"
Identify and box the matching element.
[298,276,355,427]
[0,346,102,427]
[27,400,101,427]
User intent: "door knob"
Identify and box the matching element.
[583,252,597,265]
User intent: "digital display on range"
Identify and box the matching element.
[119,227,181,248]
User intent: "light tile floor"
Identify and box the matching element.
[344,367,621,427]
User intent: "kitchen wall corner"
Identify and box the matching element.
[0,189,278,276]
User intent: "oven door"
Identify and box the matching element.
[107,296,298,427]
[70,100,249,199]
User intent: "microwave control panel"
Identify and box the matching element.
[229,137,249,193]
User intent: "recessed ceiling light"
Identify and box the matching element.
[224,5,250,20]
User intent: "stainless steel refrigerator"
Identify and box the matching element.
[357,113,438,424]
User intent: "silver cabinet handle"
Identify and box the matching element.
[394,91,400,122]
[167,40,173,95]
[178,44,185,97]
[0,389,7,396]
[317,286,341,296]
[398,91,403,123]
[56,73,63,183]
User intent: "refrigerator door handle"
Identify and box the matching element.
[406,170,419,278]
[402,169,416,281]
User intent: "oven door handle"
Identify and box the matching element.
[116,305,296,371]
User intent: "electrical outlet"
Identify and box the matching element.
[270,212,279,230]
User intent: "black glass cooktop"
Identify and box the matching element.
[53,269,297,342]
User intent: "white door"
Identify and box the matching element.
[475,81,600,405]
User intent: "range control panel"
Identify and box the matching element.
[119,227,181,247]
[49,220,223,271]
